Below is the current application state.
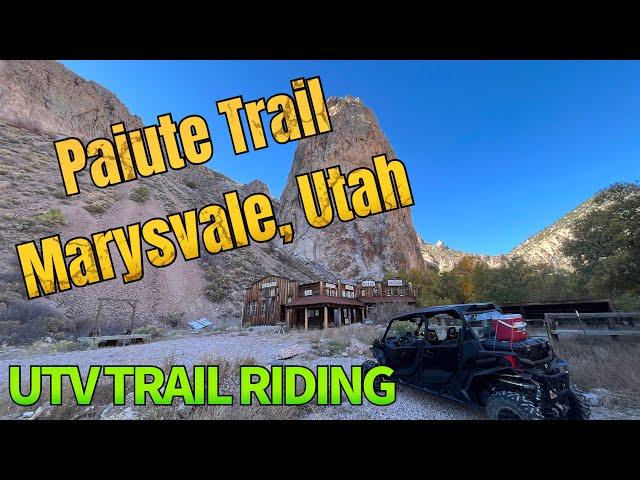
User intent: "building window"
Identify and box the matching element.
[261,302,266,315]
[398,288,405,296]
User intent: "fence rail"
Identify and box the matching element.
[543,312,640,341]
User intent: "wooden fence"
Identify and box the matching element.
[543,312,640,341]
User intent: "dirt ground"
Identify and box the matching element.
[0,327,637,420]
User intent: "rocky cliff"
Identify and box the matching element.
[278,96,425,279]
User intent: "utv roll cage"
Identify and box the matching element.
[382,303,500,341]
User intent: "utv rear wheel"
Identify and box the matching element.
[361,360,390,395]
[485,390,545,420]
[567,387,591,420]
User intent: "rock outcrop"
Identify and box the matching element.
[420,239,507,272]
[279,96,425,278]
[0,60,143,139]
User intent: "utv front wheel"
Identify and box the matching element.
[485,391,545,420]
[567,387,591,420]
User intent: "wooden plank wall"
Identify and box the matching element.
[242,276,298,326]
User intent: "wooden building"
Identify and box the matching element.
[284,280,366,330]
[357,278,418,306]
[242,275,299,326]
[242,275,417,329]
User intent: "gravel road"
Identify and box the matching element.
[0,330,480,420]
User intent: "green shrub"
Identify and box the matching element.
[203,265,233,302]
[132,324,165,338]
[35,208,66,227]
[613,293,640,312]
[83,202,107,214]
[84,202,104,214]
[129,186,151,203]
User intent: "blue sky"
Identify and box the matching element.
[61,60,640,255]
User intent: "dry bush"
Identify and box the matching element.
[132,324,165,338]
[367,303,416,325]
[157,311,184,328]
[554,336,640,401]
[83,201,107,215]
[0,300,72,344]
[16,209,66,233]
[0,375,120,420]
[144,355,313,420]
[35,208,66,227]
[129,185,151,203]
[306,323,383,356]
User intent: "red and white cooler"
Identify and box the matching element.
[492,314,528,342]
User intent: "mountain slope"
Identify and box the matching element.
[420,239,507,272]
[419,183,640,272]
[508,182,640,269]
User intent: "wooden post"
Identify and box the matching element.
[304,308,308,331]
[128,300,137,333]
[323,306,328,329]
[93,299,103,336]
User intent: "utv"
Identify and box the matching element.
[363,303,591,420]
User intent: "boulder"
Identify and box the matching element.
[276,343,311,360]
[346,338,369,356]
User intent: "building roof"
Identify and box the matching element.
[249,275,296,287]
[285,295,365,308]
[360,296,417,304]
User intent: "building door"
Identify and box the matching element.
[333,308,341,326]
